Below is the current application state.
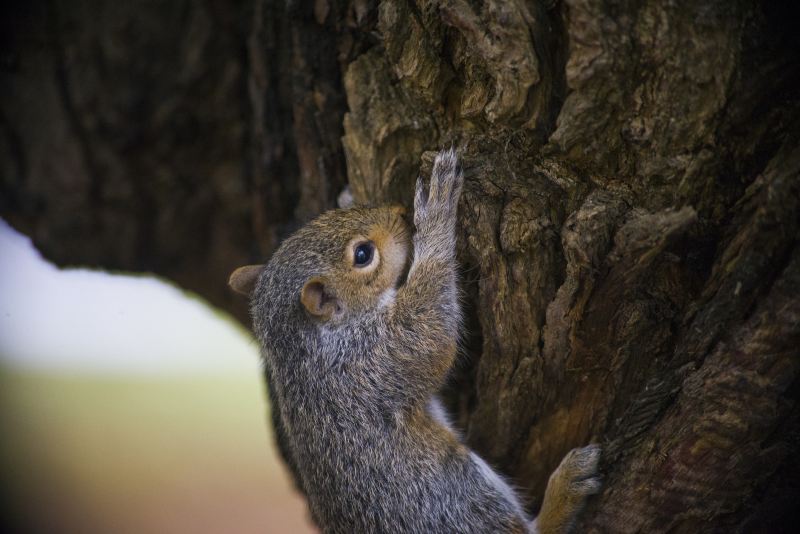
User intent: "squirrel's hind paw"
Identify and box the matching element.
[559,444,603,497]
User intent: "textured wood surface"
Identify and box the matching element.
[2,1,799,530]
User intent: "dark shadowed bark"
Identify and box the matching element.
[2,1,799,531]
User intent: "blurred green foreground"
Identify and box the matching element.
[0,367,315,534]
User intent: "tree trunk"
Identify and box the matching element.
[2,1,799,531]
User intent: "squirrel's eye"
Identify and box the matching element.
[353,242,374,267]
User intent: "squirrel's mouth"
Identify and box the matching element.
[393,247,412,291]
[392,212,413,291]
[395,253,412,290]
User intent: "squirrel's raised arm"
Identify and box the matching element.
[379,149,464,405]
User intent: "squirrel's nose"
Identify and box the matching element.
[389,205,407,216]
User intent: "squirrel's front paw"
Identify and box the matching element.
[414,148,463,239]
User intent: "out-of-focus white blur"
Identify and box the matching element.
[0,218,259,375]
[0,218,315,534]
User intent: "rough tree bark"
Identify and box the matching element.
[2,1,798,531]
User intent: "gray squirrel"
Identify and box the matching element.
[230,149,601,533]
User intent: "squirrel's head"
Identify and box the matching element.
[229,205,411,325]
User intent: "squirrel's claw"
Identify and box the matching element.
[430,148,463,205]
[414,149,463,233]
[557,444,603,498]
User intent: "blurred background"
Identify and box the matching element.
[0,219,315,533]
[1,2,340,531]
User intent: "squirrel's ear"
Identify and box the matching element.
[337,185,354,209]
[301,277,340,321]
[228,264,264,296]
